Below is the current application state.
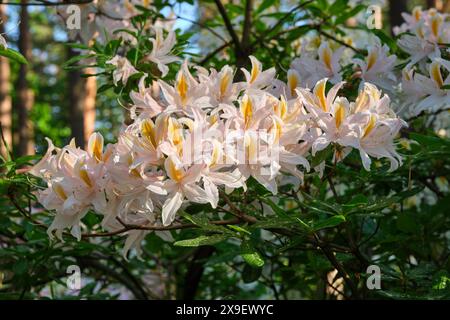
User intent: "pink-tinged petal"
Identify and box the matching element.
[183,183,213,206]
[29,137,56,178]
[202,178,219,208]
[252,172,278,195]
[359,149,372,171]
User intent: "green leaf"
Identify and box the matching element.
[286,25,311,41]
[97,84,114,94]
[0,47,27,64]
[311,144,333,167]
[396,213,419,234]
[227,224,251,235]
[241,241,264,268]
[335,4,365,25]
[371,29,398,53]
[296,217,312,231]
[13,260,28,275]
[181,212,230,233]
[62,54,96,69]
[255,0,276,14]
[66,42,91,50]
[313,215,346,231]
[174,234,228,247]
[329,0,348,14]
[259,197,290,218]
[410,132,450,150]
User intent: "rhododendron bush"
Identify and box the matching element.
[1,0,450,300]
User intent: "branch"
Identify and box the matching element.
[198,41,232,66]
[219,190,258,223]
[82,217,243,238]
[314,233,359,299]
[170,15,227,43]
[317,29,362,54]
[263,0,314,40]
[0,0,93,6]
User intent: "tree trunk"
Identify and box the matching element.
[66,48,97,149]
[15,1,34,156]
[442,0,450,12]
[0,5,12,158]
[388,0,407,34]
[83,67,96,145]
[182,246,215,299]
[67,47,85,148]
[427,0,436,9]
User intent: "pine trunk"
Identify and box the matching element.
[15,2,34,156]
[0,5,12,158]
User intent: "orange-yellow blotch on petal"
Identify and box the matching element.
[88,133,104,163]
[430,61,444,88]
[240,95,253,129]
[176,71,188,105]
[314,79,328,112]
[166,157,184,182]
[363,114,377,138]
[53,183,68,201]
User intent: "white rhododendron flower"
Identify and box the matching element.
[290,41,344,88]
[354,38,397,91]
[410,59,450,114]
[396,7,450,65]
[146,27,179,77]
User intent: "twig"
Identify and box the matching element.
[82,217,242,238]
[317,29,362,54]
[219,190,258,223]
[313,233,359,299]
[199,41,231,66]
[0,0,93,6]
[261,0,314,41]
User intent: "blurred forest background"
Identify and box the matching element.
[0,0,450,300]
[1,0,449,160]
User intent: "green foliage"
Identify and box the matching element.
[0,47,27,65]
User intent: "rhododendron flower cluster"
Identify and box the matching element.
[395,6,450,65]
[30,53,406,251]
